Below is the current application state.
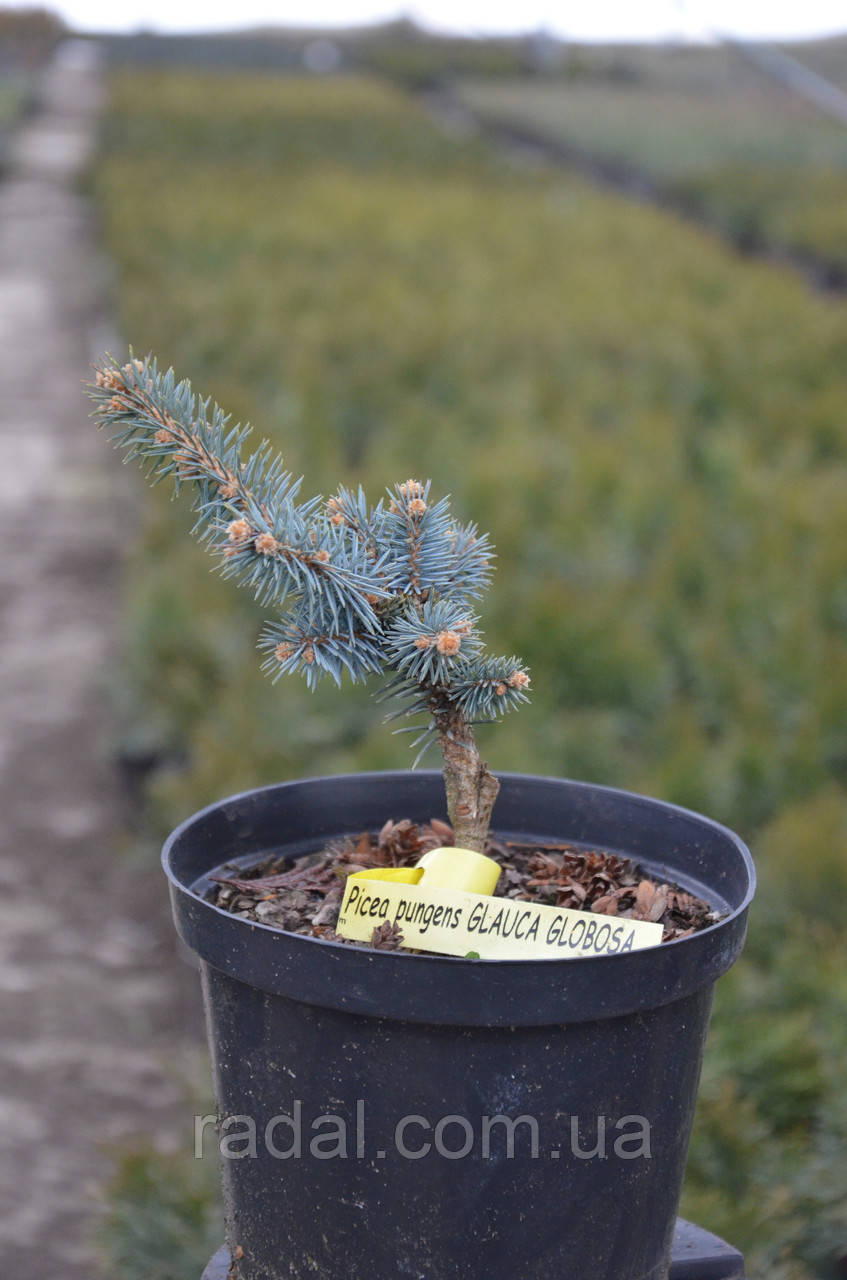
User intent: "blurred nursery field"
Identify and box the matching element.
[94,61,847,1279]
[456,38,847,274]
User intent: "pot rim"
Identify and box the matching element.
[162,770,755,1026]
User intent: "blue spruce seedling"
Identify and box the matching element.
[89,356,530,851]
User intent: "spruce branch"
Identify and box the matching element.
[449,656,532,721]
[88,353,530,851]
[91,356,386,627]
[383,599,483,686]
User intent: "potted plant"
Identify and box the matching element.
[90,356,754,1280]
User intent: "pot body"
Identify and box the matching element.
[163,772,754,1280]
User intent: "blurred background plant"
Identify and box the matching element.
[67,20,847,1279]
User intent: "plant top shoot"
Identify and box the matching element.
[89,355,530,850]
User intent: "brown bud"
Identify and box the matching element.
[98,368,123,391]
[436,631,461,657]
[508,670,530,689]
[227,518,252,543]
[255,532,278,556]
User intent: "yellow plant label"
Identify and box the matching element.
[351,866,425,884]
[335,877,663,960]
[415,846,502,895]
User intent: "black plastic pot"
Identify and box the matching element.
[163,771,754,1280]
[202,1220,746,1279]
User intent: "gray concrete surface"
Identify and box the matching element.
[0,42,203,1280]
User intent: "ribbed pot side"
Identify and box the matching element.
[163,772,754,1280]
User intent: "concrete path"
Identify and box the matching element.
[0,43,203,1279]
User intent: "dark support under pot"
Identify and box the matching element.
[201,1221,746,1279]
[165,772,755,1280]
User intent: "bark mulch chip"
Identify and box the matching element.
[208,818,719,953]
